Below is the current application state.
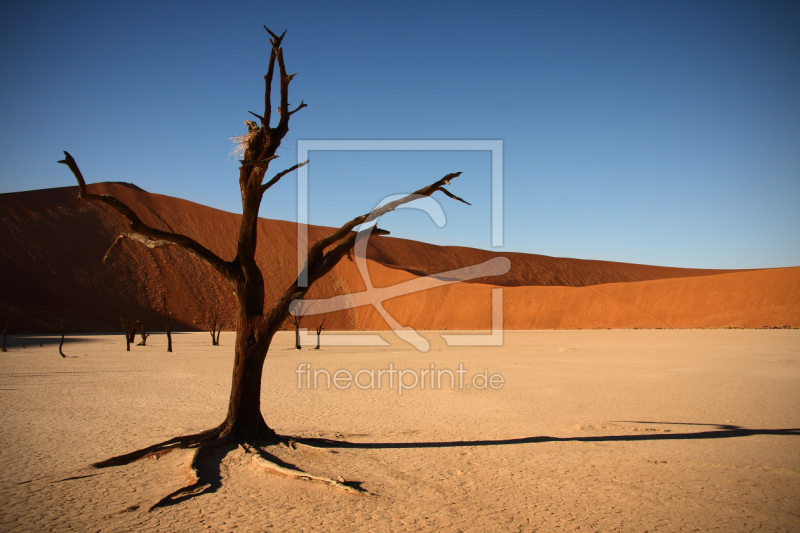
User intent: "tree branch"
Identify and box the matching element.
[308,172,463,261]
[288,100,307,116]
[262,27,286,129]
[102,235,126,264]
[274,41,291,131]
[59,152,236,281]
[248,111,266,124]
[103,232,174,263]
[436,186,471,205]
[265,172,466,325]
[260,160,309,198]
[240,155,279,168]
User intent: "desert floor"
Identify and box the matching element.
[0,330,798,532]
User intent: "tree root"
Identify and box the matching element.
[91,425,224,468]
[245,443,372,496]
[90,426,370,512]
[147,435,229,511]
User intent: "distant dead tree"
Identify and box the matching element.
[207,311,224,346]
[121,316,140,352]
[163,296,175,353]
[58,318,66,358]
[137,322,150,346]
[2,309,12,352]
[287,299,309,350]
[59,27,470,508]
[315,318,325,350]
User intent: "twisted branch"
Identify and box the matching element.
[307,172,463,263]
[58,152,235,281]
[265,172,466,324]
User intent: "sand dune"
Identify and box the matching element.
[369,262,800,330]
[0,183,796,332]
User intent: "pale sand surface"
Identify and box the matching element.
[0,330,798,532]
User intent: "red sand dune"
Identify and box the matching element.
[0,182,797,333]
[368,261,800,330]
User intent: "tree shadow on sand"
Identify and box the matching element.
[103,422,799,511]
[291,422,799,449]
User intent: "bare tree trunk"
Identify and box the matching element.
[208,312,222,346]
[315,319,325,350]
[1,309,12,353]
[163,295,175,353]
[287,300,306,350]
[137,323,149,346]
[217,312,277,441]
[121,316,140,351]
[122,317,130,351]
[59,318,66,358]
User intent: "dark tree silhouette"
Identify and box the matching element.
[207,311,224,346]
[59,27,469,509]
[121,316,140,352]
[136,322,150,346]
[163,296,175,353]
[58,318,66,358]
[315,318,325,350]
[1,309,12,352]
[287,299,308,350]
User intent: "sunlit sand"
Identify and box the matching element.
[1,330,797,531]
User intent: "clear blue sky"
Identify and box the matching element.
[1,1,798,269]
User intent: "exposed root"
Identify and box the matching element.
[90,427,371,512]
[148,434,231,511]
[92,425,223,468]
[246,443,372,496]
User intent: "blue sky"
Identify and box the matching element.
[1,1,798,269]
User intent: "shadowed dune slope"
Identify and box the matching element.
[0,183,796,332]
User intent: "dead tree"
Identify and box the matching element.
[287,313,302,349]
[163,296,175,353]
[315,318,325,350]
[207,311,223,346]
[58,317,66,358]
[137,322,150,346]
[121,316,140,351]
[1,309,12,352]
[287,299,309,350]
[59,27,470,509]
